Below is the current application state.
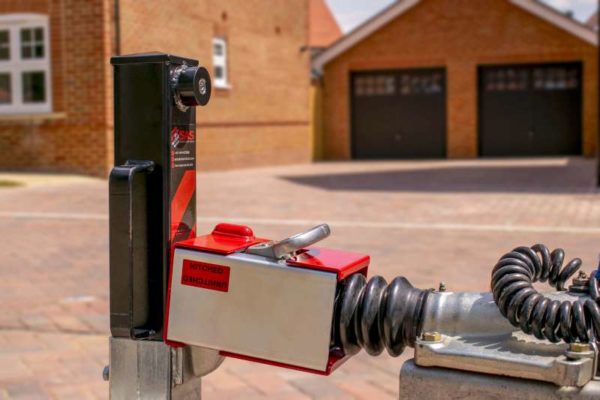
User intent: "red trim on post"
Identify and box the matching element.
[170,170,196,241]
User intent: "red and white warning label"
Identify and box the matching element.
[181,260,230,292]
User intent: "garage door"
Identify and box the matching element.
[479,63,582,156]
[351,68,446,159]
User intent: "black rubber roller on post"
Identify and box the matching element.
[174,66,211,107]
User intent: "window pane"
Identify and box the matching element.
[34,28,43,41]
[215,66,223,79]
[0,73,11,104]
[213,43,223,56]
[533,66,579,91]
[20,27,45,59]
[0,30,9,60]
[22,71,45,103]
[21,29,31,42]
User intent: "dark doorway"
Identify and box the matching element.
[351,68,446,159]
[478,62,582,156]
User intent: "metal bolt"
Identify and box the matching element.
[569,342,591,353]
[422,331,442,342]
[102,365,109,381]
[198,78,207,96]
[438,282,446,292]
[570,271,591,293]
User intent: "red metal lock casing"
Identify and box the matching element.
[165,223,369,375]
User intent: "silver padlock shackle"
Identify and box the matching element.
[246,224,331,260]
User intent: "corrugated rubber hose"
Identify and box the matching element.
[333,274,431,357]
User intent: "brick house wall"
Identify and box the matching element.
[0,0,113,176]
[320,0,598,159]
[0,0,310,176]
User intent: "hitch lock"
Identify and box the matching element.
[165,223,368,374]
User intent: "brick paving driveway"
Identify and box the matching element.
[1,157,599,399]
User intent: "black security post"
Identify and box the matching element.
[106,52,212,399]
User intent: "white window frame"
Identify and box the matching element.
[212,37,229,89]
[0,13,52,114]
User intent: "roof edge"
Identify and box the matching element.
[510,0,597,46]
[312,0,420,72]
[313,0,597,73]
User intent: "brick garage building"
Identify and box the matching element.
[313,0,598,160]
[0,0,310,176]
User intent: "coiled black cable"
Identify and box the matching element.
[492,244,600,343]
[333,274,430,357]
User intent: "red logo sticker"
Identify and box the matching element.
[170,127,195,148]
[181,260,230,292]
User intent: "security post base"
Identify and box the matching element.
[108,337,223,400]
